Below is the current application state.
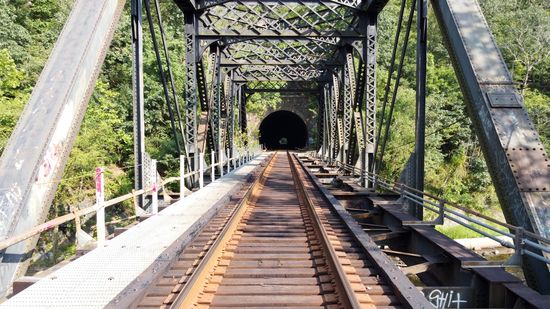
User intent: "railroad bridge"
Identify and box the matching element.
[0,0,549,308]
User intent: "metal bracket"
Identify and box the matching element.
[402,200,445,226]
[486,92,522,108]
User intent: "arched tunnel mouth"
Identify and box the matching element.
[259,110,308,150]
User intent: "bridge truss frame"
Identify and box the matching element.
[0,0,548,299]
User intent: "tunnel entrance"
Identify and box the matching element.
[259,110,308,150]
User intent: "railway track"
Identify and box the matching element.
[135,152,427,309]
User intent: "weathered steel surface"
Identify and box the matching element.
[431,0,550,293]
[0,0,125,298]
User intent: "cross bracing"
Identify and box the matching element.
[221,38,338,66]
[199,1,362,38]
[0,0,549,302]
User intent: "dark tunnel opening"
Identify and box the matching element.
[259,110,308,150]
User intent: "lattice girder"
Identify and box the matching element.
[234,64,329,82]
[199,0,364,38]
[221,38,339,66]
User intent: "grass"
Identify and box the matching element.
[436,222,503,239]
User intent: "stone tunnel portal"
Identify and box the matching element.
[259,110,308,150]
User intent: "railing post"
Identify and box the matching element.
[199,152,204,188]
[151,159,158,214]
[218,150,223,177]
[211,151,216,182]
[95,167,105,245]
[180,155,185,199]
[226,149,231,172]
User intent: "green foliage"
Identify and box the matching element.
[0,49,27,152]
[375,0,550,214]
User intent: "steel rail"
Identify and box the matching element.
[296,154,431,308]
[287,152,363,309]
[168,153,276,309]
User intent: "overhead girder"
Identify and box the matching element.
[199,1,362,38]
[233,65,329,82]
[175,0,390,14]
[220,38,339,66]
[197,0,364,10]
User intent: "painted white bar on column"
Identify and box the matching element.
[211,151,215,182]
[180,155,185,199]
[219,150,224,177]
[151,159,158,214]
[199,153,204,189]
[95,167,105,245]
[226,149,231,172]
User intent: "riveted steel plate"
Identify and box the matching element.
[487,92,522,108]
[353,112,364,148]
[506,148,550,192]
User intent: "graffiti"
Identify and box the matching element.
[35,142,63,182]
[0,184,23,237]
[425,289,467,309]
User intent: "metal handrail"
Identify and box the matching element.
[312,154,550,265]
[0,148,262,251]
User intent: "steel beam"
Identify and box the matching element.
[0,0,125,298]
[413,0,427,219]
[431,0,550,293]
[343,50,355,167]
[184,11,199,178]
[132,0,146,209]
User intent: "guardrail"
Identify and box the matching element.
[310,153,550,267]
[0,148,262,252]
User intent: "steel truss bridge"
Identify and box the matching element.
[0,0,549,307]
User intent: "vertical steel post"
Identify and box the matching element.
[199,153,204,188]
[414,0,428,219]
[132,0,145,208]
[95,167,105,245]
[184,11,198,185]
[365,17,378,188]
[151,159,158,214]
[219,149,224,177]
[226,149,231,172]
[180,155,185,199]
[211,151,216,182]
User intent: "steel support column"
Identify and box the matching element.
[432,0,550,292]
[331,72,341,162]
[211,49,222,154]
[132,0,145,208]
[364,17,377,186]
[317,87,325,153]
[343,49,356,168]
[239,85,247,140]
[413,0,428,219]
[184,11,199,179]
